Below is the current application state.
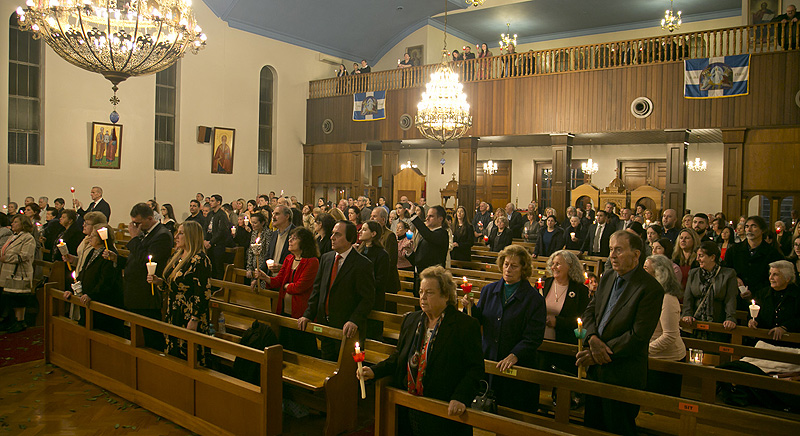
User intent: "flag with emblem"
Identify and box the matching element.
[353,91,386,121]
[684,54,749,99]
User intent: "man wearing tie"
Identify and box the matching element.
[74,186,111,222]
[576,231,664,435]
[581,210,614,257]
[617,208,633,231]
[298,220,374,361]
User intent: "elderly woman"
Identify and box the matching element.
[643,255,686,396]
[0,215,37,333]
[749,260,800,346]
[462,245,546,413]
[488,214,513,252]
[63,224,123,335]
[361,266,484,436]
[673,228,700,289]
[52,209,85,265]
[147,221,212,363]
[533,215,565,258]
[682,241,738,342]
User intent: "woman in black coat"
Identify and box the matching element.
[361,266,484,436]
[488,215,513,252]
[357,221,390,340]
[450,206,474,261]
[63,224,123,336]
[533,215,565,258]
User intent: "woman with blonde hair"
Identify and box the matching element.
[147,221,212,363]
[673,228,700,289]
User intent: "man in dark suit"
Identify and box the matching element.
[264,205,295,275]
[406,206,449,295]
[604,202,620,228]
[74,186,111,222]
[581,210,614,257]
[298,220,374,361]
[577,231,663,435]
[203,194,233,279]
[616,208,633,231]
[506,202,525,239]
[104,203,172,350]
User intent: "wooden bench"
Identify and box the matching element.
[225,246,246,269]
[33,259,61,326]
[44,284,283,436]
[209,298,359,436]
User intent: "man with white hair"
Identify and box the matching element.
[74,186,111,221]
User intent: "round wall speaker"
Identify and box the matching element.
[321,118,334,135]
[630,97,653,119]
[399,114,413,130]
[795,90,800,108]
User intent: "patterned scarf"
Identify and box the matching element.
[406,313,444,396]
[694,264,721,323]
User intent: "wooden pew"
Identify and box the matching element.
[44,284,283,436]
[210,299,359,436]
[681,319,800,347]
[225,246,246,269]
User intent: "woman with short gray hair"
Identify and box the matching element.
[748,260,800,344]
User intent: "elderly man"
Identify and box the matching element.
[337,199,348,213]
[577,231,663,435]
[772,4,799,49]
[506,203,524,239]
[472,201,492,240]
[617,208,633,230]
[74,186,111,222]
[37,196,49,211]
[265,205,295,268]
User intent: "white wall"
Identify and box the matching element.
[1,1,336,221]
[373,25,473,72]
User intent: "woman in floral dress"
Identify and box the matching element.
[147,220,212,363]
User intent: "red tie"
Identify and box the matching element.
[326,254,341,315]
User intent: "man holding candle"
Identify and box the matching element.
[723,216,783,310]
[104,203,172,350]
[576,231,664,436]
[74,186,111,222]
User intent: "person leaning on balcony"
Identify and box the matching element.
[772,4,799,50]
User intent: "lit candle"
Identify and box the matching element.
[354,342,366,399]
[96,226,109,250]
[266,259,275,268]
[536,278,543,290]
[576,317,586,379]
[231,226,236,236]
[70,186,76,203]
[405,230,413,240]
[749,300,760,320]
[146,255,157,296]
[584,272,590,285]
[57,239,72,270]
[645,219,650,227]
[483,235,489,243]
[244,215,249,225]
[570,232,576,240]
[577,318,583,332]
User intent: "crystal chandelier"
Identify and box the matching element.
[687,157,707,172]
[483,160,498,175]
[16,0,207,123]
[416,0,472,145]
[400,160,418,170]
[661,0,682,32]
[581,159,599,175]
[499,23,517,51]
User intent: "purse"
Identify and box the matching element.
[4,263,32,291]
[471,379,497,413]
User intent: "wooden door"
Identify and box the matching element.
[534,160,589,212]
[618,160,666,191]
[477,160,512,212]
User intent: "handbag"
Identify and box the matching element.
[3,263,32,291]
[471,379,497,413]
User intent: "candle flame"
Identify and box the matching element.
[751,299,755,305]
[462,276,468,283]
[71,271,77,280]
[584,272,588,278]
[355,342,359,348]
[577,318,582,323]
[148,255,152,262]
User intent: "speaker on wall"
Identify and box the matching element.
[197,126,213,143]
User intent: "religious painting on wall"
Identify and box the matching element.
[90,122,122,169]
[406,45,424,67]
[750,0,780,24]
[212,127,235,174]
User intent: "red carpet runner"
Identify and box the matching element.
[0,327,45,368]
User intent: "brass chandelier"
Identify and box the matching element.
[416,0,472,145]
[499,23,517,51]
[16,0,207,122]
[661,0,682,32]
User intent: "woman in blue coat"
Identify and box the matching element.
[462,244,546,413]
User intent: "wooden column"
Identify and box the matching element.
[721,128,746,221]
[381,140,401,206]
[550,133,574,221]
[665,129,690,214]
[351,143,368,198]
[458,137,479,221]
[303,145,314,204]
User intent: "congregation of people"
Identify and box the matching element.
[2,187,799,435]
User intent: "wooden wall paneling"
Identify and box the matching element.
[551,134,574,220]
[742,128,800,193]
[458,138,479,221]
[721,128,746,221]
[475,160,512,212]
[381,141,401,206]
[664,129,689,214]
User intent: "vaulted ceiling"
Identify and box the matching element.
[203,0,742,65]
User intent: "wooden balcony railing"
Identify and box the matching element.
[309,21,799,99]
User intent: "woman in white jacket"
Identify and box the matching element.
[643,254,686,397]
[0,215,37,333]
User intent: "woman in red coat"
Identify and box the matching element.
[265,227,320,356]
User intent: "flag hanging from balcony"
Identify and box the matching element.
[684,54,749,99]
[353,91,386,121]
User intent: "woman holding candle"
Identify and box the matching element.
[748,261,800,345]
[361,266,484,436]
[682,241,738,342]
[533,215,565,258]
[488,215,513,253]
[451,206,474,262]
[147,221,213,363]
[643,254,685,396]
[523,208,541,244]
[246,212,272,288]
[313,212,335,256]
[357,221,390,339]
[264,227,320,356]
[232,214,252,248]
[51,209,85,269]
[564,216,586,251]
[673,228,700,289]
[461,245,546,413]
[0,215,36,333]
[395,220,414,271]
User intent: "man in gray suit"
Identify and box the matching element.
[577,231,664,435]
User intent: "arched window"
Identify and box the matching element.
[155,62,178,170]
[8,12,43,165]
[258,66,274,174]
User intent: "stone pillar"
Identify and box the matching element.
[721,128,746,221]
[381,140,401,206]
[458,137,479,221]
[665,129,690,214]
[550,133,574,221]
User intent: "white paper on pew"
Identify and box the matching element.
[740,340,800,374]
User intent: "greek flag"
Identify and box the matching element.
[684,54,749,99]
[353,91,386,121]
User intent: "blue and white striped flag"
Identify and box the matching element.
[684,54,749,99]
[353,91,386,121]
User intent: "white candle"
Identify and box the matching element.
[749,300,760,319]
[355,341,366,399]
[266,259,275,268]
[355,342,361,354]
[231,226,236,236]
[146,255,157,275]
[244,215,249,225]
[570,232,576,239]
[97,227,108,240]
[57,239,68,255]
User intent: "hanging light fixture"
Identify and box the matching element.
[499,23,517,51]
[400,160,418,170]
[416,0,472,145]
[687,157,707,172]
[581,159,599,175]
[483,160,498,175]
[661,0,682,33]
[16,0,207,123]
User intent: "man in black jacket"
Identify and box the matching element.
[407,206,449,295]
[203,194,233,279]
[506,202,525,239]
[104,203,172,350]
[724,215,784,310]
[298,220,374,360]
[74,186,111,222]
[185,199,205,228]
[581,210,614,257]
[264,205,295,275]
